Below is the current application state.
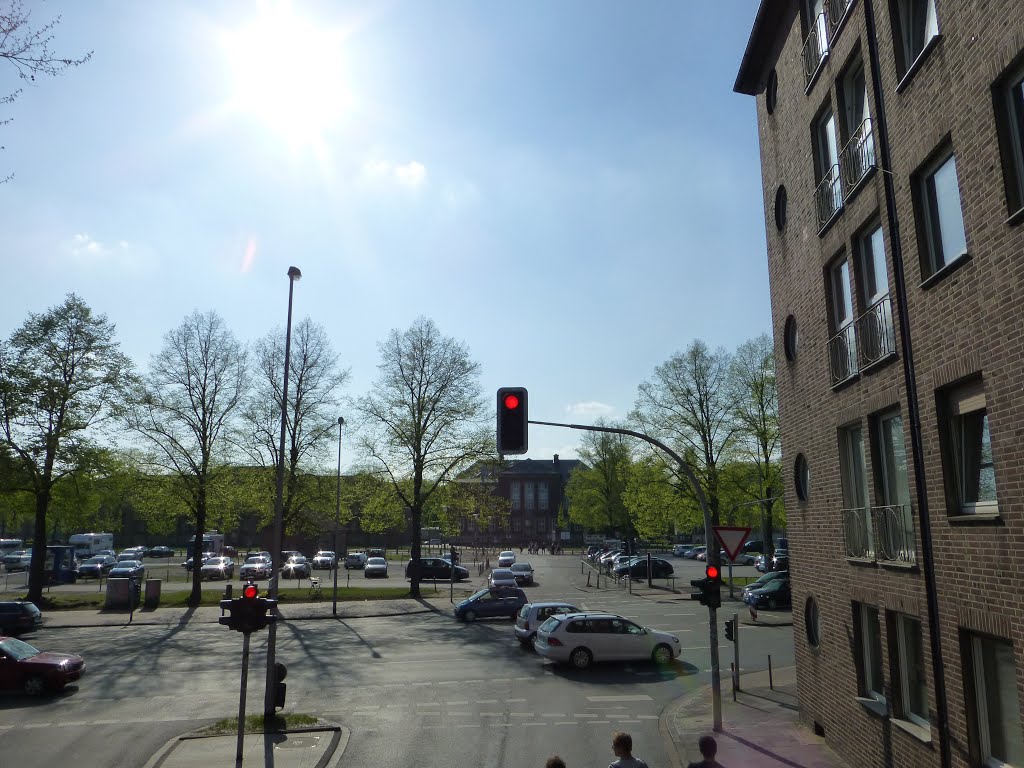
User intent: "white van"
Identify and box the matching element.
[0,539,25,557]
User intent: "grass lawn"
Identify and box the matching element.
[198,713,320,735]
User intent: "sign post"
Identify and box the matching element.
[713,526,751,599]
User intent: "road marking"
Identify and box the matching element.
[506,698,526,702]
[448,700,468,705]
[415,702,439,707]
[542,713,568,718]
[23,723,50,729]
[638,715,659,720]
[476,699,499,704]
[554,722,578,726]
[454,724,480,729]
[588,721,611,725]
[480,712,504,717]
[92,719,124,725]
[573,713,598,718]
[447,712,471,717]
[619,720,642,724]
[523,722,547,727]
[586,695,653,702]
[509,713,533,717]
[492,678,510,682]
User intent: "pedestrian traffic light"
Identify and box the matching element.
[497,387,528,454]
[273,662,287,710]
[219,581,276,633]
[724,618,735,642]
[690,564,722,609]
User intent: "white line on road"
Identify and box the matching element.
[573,714,598,718]
[506,698,526,702]
[523,722,547,727]
[587,721,611,725]
[638,715,659,720]
[449,700,468,705]
[554,722,578,726]
[542,713,568,718]
[585,695,653,702]
[476,699,499,704]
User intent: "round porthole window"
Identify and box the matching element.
[805,596,821,649]
[766,69,778,115]
[784,315,798,362]
[794,453,810,501]
[774,185,788,231]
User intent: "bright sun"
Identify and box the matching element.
[221,2,353,146]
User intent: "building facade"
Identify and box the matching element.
[735,2,1024,767]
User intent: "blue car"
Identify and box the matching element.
[454,586,528,622]
[744,578,791,611]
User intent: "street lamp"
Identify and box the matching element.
[332,416,345,616]
[264,265,301,720]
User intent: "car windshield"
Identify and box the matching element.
[539,617,561,633]
[207,558,227,565]
[317,552,335,557]
[289,557,307,564]
[245,557,265,564]
[511,564,530,571]
[500,551,513,557]
[0,637,40,661]
[367,558,386,566]
[114,561,138,568]
[491,569,513,577]
[469,589,491,601]
[84,557,104,564]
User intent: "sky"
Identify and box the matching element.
[2,0,768,469]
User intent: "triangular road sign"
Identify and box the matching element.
[713,526,752,561]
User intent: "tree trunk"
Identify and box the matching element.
[409,504,422,598]
[27,487,51,604]
[190,485,206,607]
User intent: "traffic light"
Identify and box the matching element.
[273,662,287,710]
[218,581,276,633]
[689,564,722,609]
[497,387,528,454]
[724,618,735,642]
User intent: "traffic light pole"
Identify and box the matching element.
[236,631,251,767]
[529,419,723,731]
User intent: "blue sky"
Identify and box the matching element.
[2,0,767,468]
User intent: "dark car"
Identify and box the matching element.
[770,550,790,571]
[742,569,789,599]
[148,546,175,558]
[108,560,145,580]
[0,602,42,635]
[282,556,312,579]
[744,578,792,610]
[405,557,469,581]
[367,548,385,559]
[77,555,117,579]
[0,636,85,695]
[510,562,535,585]
[613,557,674,579]
[453,587,528,622]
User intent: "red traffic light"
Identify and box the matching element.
[243,583,258,599]
[705,565,720,580]
[503,393,520,410]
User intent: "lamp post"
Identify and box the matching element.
[332,416,344,616]
[264,265,301,721]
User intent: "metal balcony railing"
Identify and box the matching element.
[828,322,858,386]
[840,118,876,199]
[802,12,830,87]
[874,504,916,565]
[857,295,897,368]
[815,164,844,231]
[842,507,875,560]
[825,0,854,40]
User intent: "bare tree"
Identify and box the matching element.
[0,294,131,602]
[1,1,92,182]
[242,318,350,533]
[124,310,248,606]
[355,316,491,598]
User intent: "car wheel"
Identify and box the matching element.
[24,676,47,696]
[768,597,778,610]
[570,647,593,670]
[652,644,673,665]
[463,609,477,622]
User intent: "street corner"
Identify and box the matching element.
[141,720,348,768]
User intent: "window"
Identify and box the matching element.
[993,57,1024,219]
[784,315,799,361]
[872,409,915,563]
[892,613,928,727]
[805,596,821,649]
[856,223,896,366]
[524,481,535,511]
[838,59,876,195]
[828,256,858,384]
[892,0,939,79]
[766,69,778,114]
[510,481,521,510]
[802,0,830,86]
[814,109,843,228]
[917,151,968,279]
[943,380,997,514]
[856,602,885,702]
[775,185,788,230]
[966,633,1024,766]
[538,483,549,510]
[839,424,873,558]
[511,518,522,532]
[536,517,546,533]
[794,453,810,501]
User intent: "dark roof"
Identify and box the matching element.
[734,0,799,95]
[501,458,583,482]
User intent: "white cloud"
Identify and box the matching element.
[565,401,615,419]
[362,158,428,187]
[65,233,158,271]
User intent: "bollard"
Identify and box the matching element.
[587,572,591,587]
[768,654,774,690]
[731,662,736,700]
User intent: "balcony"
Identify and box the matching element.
[842,504,917,566]
[825,0,854,40]
[828,322,858,386]
[839,118,877,200]
[802,12,830,89]
[815,164,844,232]
[857,295,897,369]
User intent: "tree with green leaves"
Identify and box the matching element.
[564,421,634,536]
[354,316,491,597]
[124,310,248,606]
[623,454,702,540]
[0,294,131,602]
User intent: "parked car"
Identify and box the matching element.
[119,548,144,560]
[534,612,682,669]
[514,602,581,646]
[585,545,601,560]
[744,577,792,610]
[364,557,388,578]
[0,636,85,695]
[108,560,145,580]
[510,562,535,585]
[672,544,693,557]
[742,570,789,599]
[598,550,621,565]
[497,550,516,567]
[2,550,30,568]
[239,556,272,580]
[0,601,42,635]
[77,555,117,579]
[282,556,312,579]
[148,546,175,558]
[96,550,116,558]
[614,557,674,579]
[279,550,302,564]
[344,552,368,570]
[182,552,216,572]
[312,551,337,570]
[453,586,528,622]
[200,556,234,580]
[754,554,768,572]
[694,547,708,561]
[4,554,32,573]
[770,550,789,571]
[488,568,518,588]
[405,557,469,581]
[720,549,757,566]
[367,547,385,559]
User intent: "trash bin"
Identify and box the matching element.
[144,578,161,609]
[105,577,131,608]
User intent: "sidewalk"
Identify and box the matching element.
[663,665,848,768]
[143,724,350,768]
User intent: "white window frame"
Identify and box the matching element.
[894,614,929,728]
[859,223,889,306]
[858,602,886,703]
[969,633,1024,767]
[919,151,968,278]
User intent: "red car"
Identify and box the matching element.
[0,636,85,695]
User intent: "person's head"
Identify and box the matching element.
[545,757,566,768]
[612,731,633,758]
[698,735,718,758]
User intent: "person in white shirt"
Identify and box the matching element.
[608,731,648,768]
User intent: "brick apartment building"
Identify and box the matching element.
[735,1,1024,766]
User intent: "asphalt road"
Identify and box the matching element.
[2,552,795,768]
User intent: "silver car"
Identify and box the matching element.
[534,612,681,669]
[488,568,517,588]
[514,602,580,646]
[364,557,389,578]
[497,551,516,567]
[200,556,234,580]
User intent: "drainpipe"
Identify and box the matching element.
[863,3,950,767]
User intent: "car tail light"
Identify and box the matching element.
[546,637,562,646]
[524,621,530,631]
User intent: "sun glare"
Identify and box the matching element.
[221,2,353,147]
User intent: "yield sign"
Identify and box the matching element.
[713,526,752,561]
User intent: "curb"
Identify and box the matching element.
[141,722,348,768]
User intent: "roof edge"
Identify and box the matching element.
[734,0,800,96]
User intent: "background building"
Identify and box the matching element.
[735,1,1024,766]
